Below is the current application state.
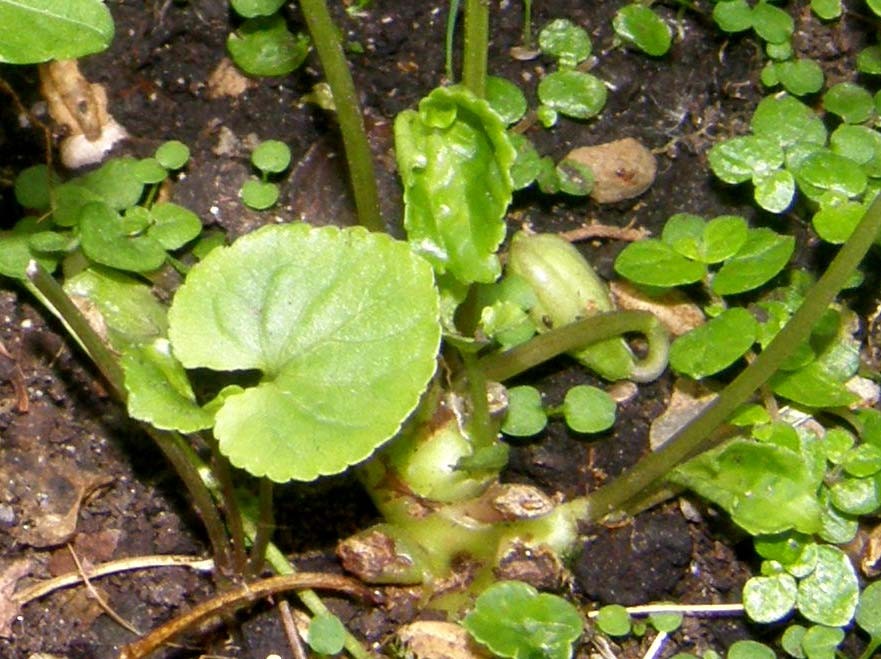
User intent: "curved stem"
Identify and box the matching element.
[476,310,666,382]
[246,478,275,577]
[571,193,881,523]
[298,0,384,233]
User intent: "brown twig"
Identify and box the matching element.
[278,599,308,659]
[67,545,142,636]
[559,219,650,243]
[119,573,377,659]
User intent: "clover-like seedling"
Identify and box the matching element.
[760,58,824,96]
[612,4,672,57]
[227,14,310,77]
[462,581,583,659]
[824,81,875,124]
[501,384,616,437]
[240,139,292,210]
[712,0,793,45]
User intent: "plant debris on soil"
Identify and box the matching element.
[0,1,875,657]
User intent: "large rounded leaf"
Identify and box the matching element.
[168,224,441,482]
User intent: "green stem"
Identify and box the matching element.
[476,310,665,382]
[571,193,881,523]
[462,351,494,449]
[462,0,489,97]
[857,636,881,659]
[445,0,462,82]
[521,0,533,47]
[298,0,384,233]
[246,478,275,578]
[210,445,248,572]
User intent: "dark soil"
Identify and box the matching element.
[0,1,874,658]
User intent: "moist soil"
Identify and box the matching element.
[0,1,874,658]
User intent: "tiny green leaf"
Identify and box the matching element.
[796,545,859,627]
[728,641,776,659]
[79,202,167,273]
[810,0,842,19]
[770,361,859,408]
[227,15,310,77]
[614,239,707,287]
[855,580,881,636]
[251,139,292,173]
[824,82,874,124]
[167,223,440,482]
[781,625,807,659]
[155,140,191,170]
[148,203,203,250]
[538,18,592,68]
[801,625,844,659]
[538,70,608,120]
[669,308,757,379]
[770,59,824,97]
[133,158,168,185]
[612,4,672,57]
[463,581,584,659]
[708,135,783,184]
[486,76,528,126]
[743,574,797,623]
[502,386,547,437]
[508,133,543,190]
[306,612,347,655]
[711,228,795,295]
[230,0,285,18]
[555,157,594,195]
[794,150,867,200]
[240,179,280,210]
[828,475,881,515]
[858,45,881,75]
[713,0,753,32]
[753,169,795,213]
[751,2,794,44]
[648,607,683,633]
[14,164,58,210]
[562,385,616,434]
[751,94,827,148]
[595,604,632,636]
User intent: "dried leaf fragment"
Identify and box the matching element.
[396,621,492,659]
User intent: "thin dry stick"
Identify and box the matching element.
[277,599,308,659]
[13,555,214,605]
[66,545,142,636]
[119,573,376,659]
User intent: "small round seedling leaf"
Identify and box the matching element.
[227,16,310,77]
[79,202,167,273]
[51,182,103,227]
[781,625,807,659]
[148,202,203,250]
[28,231,74,254]
[708,135,783,184]
[751,94,827,148]
[824,82,874,124]
[596,604,631,636]
[842,443,881,477]
[537,70,607,120]
[80,157,145,211]
[801,625,845,659]
[463,581,583,659]
[538,18,592,68]
[614,239,707,287]
[711,228,795,295]
[766,40,794,61]
[795,151,867,200]
[122,339,214,433]
[648,607,683,633]
[502,385,547,437]
[555,157,594,195]
[828,476,881,515]
[855,580,881,636]
[712,0,753,32]
[743,574,797,623]
[155,140,190,170]
[14,164,58,210]
[796,545,859,627]
[486,76,528,126]
[669,307,757,378]
[251,139,292,173]
[231,0,285,18]
[811,0,842,19]
[240,179,280,210]
[703,215,749,262]
[613,4,672,57]
[771,59,824,97]
[830,125,881,170]
[306,612,346,655]
[167,223,441,482]
[753,169,795,213]
[858,45,881,75]
[562,385,615,434]
[133,158,168,185]
[509,133,543,190]
[0,225,58,279]
[751,1,794,44]
[729,640,777,659]
[661,213,704,259]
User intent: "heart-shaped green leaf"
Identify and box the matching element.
[167,223,441,482]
